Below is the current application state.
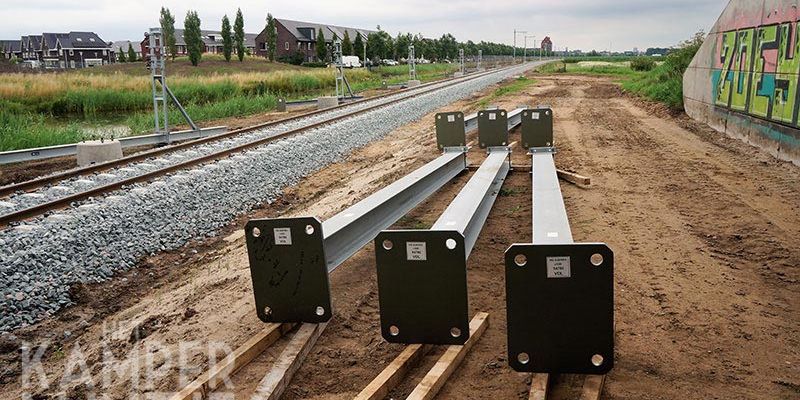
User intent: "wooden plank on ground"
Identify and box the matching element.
[353,344,431,400]
[405,312,490,400]
[528,373,549,400]
[579,374,606,400]
[556,169,591,186]
[250,322,327,400]
[169,322,294,400]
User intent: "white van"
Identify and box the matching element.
[342,56,362,68]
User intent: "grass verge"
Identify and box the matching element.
[477,76,537,109]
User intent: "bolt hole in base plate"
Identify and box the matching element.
[375,230,469,345]
[504,243,614,374]
[245,217,332,323]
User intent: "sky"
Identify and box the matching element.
[2,0,727,52]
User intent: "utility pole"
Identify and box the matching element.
[408,44,416,80]
[512,29,527,63]
[524,35,535,63]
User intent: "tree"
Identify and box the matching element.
[394,33,411,60]
[265,13,277,61]
[184,10,203,66]
[127,43,137,61]
[316,28,327,62]
[354,33,364,60]
[342,30,353,56]
[234,8,245,62]
[118,46,127,63]
[221,15,233,62]
[160,7,177,60]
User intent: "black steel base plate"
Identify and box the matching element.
[478,109,509,148]
[374,230,469,345]
[435,112,466,150]
[505,243,614,374]
[245,217,332,323]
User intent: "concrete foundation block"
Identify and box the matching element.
[407,80,421,87]
[76,140,123,166]
[317,96,339,109]
[276,98,286,112]
[454,72,463,77]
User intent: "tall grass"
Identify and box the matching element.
[0,62,462,151]
[0,109,85,151]
[622,32,704,110]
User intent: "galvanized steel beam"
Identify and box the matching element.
[244,147,468,324]
[375,146,511,345]
[505,110,614,375]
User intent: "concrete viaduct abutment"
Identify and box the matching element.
[684,0,800,166]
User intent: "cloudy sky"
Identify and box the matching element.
[3,0,726,51]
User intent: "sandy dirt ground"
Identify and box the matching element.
[1,72,798,400]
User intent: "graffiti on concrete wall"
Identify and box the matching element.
[713,20,800,126]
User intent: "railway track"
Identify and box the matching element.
[0,64,533,227]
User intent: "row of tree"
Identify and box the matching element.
[305,27,525,64]
[154,8,541,66]
[158,7,247,66]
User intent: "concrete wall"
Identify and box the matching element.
[684,0,800,166]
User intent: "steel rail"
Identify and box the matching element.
[244,146,467,323]
[504,109,614,375]
[372,107,522,346]
[0,65,506,198]
[0,66,524,227]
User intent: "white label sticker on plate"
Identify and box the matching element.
[406,242,427,261]
[532,112,540,120]
[489,113,496,120]
[273,227,292,245]
[447,115,455,123]
[546,256,571,278]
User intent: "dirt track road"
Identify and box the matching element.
[1,73,798,400]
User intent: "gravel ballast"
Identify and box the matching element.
[0,64,537,333]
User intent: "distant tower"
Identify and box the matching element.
[541,36,553,53]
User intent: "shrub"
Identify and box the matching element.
[277,51,305,65]
[630,57,656,71]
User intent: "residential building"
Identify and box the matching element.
[255,18,375,62]
[541,36,553,53]
[111,40,142,61]
[41,32,115,69]
[1,31,115,68]
[0,40,22,59]
[140,29,257,59]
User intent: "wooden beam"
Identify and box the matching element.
[250,322,327,400]
[579,374,606,400]
[556,169,591,186]
[169,322,294,400]
[528,373,549,400]
[406,312,490,400]
[353,344,431,400]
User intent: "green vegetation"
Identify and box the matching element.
[221,15,233,62]
[264,14,277,61]
[316,29,327,62]
[234,9,245,62]
[0,105,85,151]
[622,32,704,110]
[160,8,177,60]
[543,32,704,111]
[184,11,202,66]
[0,61,459,151]
[342,31,353,57]
[630,57,656,71]
[477,76,536,109]
[563,56,636,64]
[127,44,137,62]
